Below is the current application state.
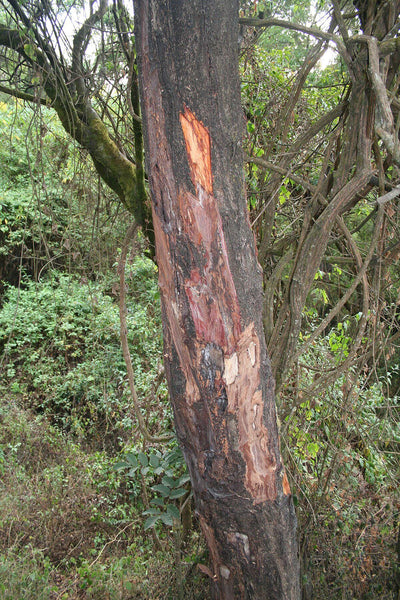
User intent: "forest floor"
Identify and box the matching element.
[0,397,209,599]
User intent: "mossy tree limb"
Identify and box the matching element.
[0,6,152,244]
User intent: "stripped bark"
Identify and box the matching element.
[134,1,299,598]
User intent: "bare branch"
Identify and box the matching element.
[0,83,47,105]
[288,102,346,161]
[379,32,400,56]
[72,0,108,98]
[247,156,315,194]
[118,223,172,444]
[354,35,400,164]
[239,16,340,45]
[239,16,350,63]
[294,186,400,361]
[263,249,293,341]
[331,0,349,42]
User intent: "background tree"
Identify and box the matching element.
[240,0,400,594]
[0,0,152,242]
[241,0,400,391]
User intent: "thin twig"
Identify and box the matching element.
[118,223,172,443]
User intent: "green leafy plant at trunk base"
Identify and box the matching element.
[115,445,191,531]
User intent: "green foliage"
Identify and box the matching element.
[0,94,207,598]
[283,331,399,598]
[0,547,57,600]
[115,445,190,531]
[0,400,207,599]
[0,99,32,185]
[1,4,399,598]
[0,400,125,564]
[0,98,131,290]
[0,258,166,440]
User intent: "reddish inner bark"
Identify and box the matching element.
[178,106,288,503]
[179,105,213,195]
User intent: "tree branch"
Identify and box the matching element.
[239,16,340,44]
[239,16,350,62]
[247,156,315,194]
[271,168,372,389]
[355,35,400,164]
[118,223,172,444]
[0,83,47,105]
[72,0,108,99]
[0,21,148,228]
[293,186,400,361]
[331,0,349,42]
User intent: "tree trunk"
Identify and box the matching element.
[134,1,299,598]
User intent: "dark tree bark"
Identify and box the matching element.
[134,1,299,598]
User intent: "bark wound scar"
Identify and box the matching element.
[282,471,291,495]
[220,565,230,580]
[179,105,241,353]
[224,353,238,385]
[225,323,278,503]
[179,105,278,501]
[227,532,250,558]
[248,342,256,367]
[179,105,213,195]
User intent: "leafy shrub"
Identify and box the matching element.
[282,337,399,599]
[0,99,131,292]
[0,395,207,599]
[0,547,57,600]
[0,401,121,561]
[0,258,168,441]
[115,444,190,530]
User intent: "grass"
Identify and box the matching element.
[0,398,209,599]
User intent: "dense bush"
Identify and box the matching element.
[0,12,399,596]
[0,98,131,294]
[0,399,208,599]
[0,258,168,443]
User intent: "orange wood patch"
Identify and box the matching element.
[179,105,213,194]
[224,323,278,503]
[282,471,291,495]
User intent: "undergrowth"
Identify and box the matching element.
[0,399,209,599]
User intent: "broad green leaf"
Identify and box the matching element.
[144,515,160,530]
[160,513,174,526]
[166,504,180,520]
[176,474,190,487]
[138,452,148,467]
[152,484,170,497]
[24,44,36,60]
[149,454,160,468]
[150,497,165,507]
[126,453,139,468]
[143,508,161,516]
[113,461,129,471]
[161,475,175,488]
[307,442,319,458]
[169,488,187,499]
